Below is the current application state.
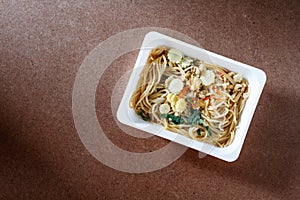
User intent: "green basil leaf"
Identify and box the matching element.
[197,129,201,136]
[188,110,202,125]
[206,126,212,137]
[161,113,184,125]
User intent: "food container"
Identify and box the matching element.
[117,31,266,162]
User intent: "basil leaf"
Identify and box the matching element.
[206,126,212,137]
[161,113,184,125]
[197,129,201,136]
[199,119,204,124]
[188,110,203,125]
[138,111,149,121]
[161,114,168,119]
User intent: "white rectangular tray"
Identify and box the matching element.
[117,31,266,162]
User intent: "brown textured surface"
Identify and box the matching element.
[1,0,300,199]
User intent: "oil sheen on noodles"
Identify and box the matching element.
[130,47,249,147]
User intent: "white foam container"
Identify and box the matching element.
[117,31,266,162]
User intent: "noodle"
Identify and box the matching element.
[129,47,249,147]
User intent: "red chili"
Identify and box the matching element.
[203,96,211,101]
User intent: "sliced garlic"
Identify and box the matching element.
[165,76,174,88]
[171,94,178,103]
[167,49,183,63]
[159,104,170,114]
[168,78,184,94]
[175,98,187,113]
[180,57,193,68]
[200,70,215,86]
[233,73,243,83]
[166,93,179,111]
[171,101,176,111]
[167,93,173,103]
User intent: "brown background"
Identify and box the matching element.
[1,0,300,199]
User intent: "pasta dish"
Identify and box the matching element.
[130,47,249,147]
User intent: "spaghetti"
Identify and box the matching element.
[130,47,249,147]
